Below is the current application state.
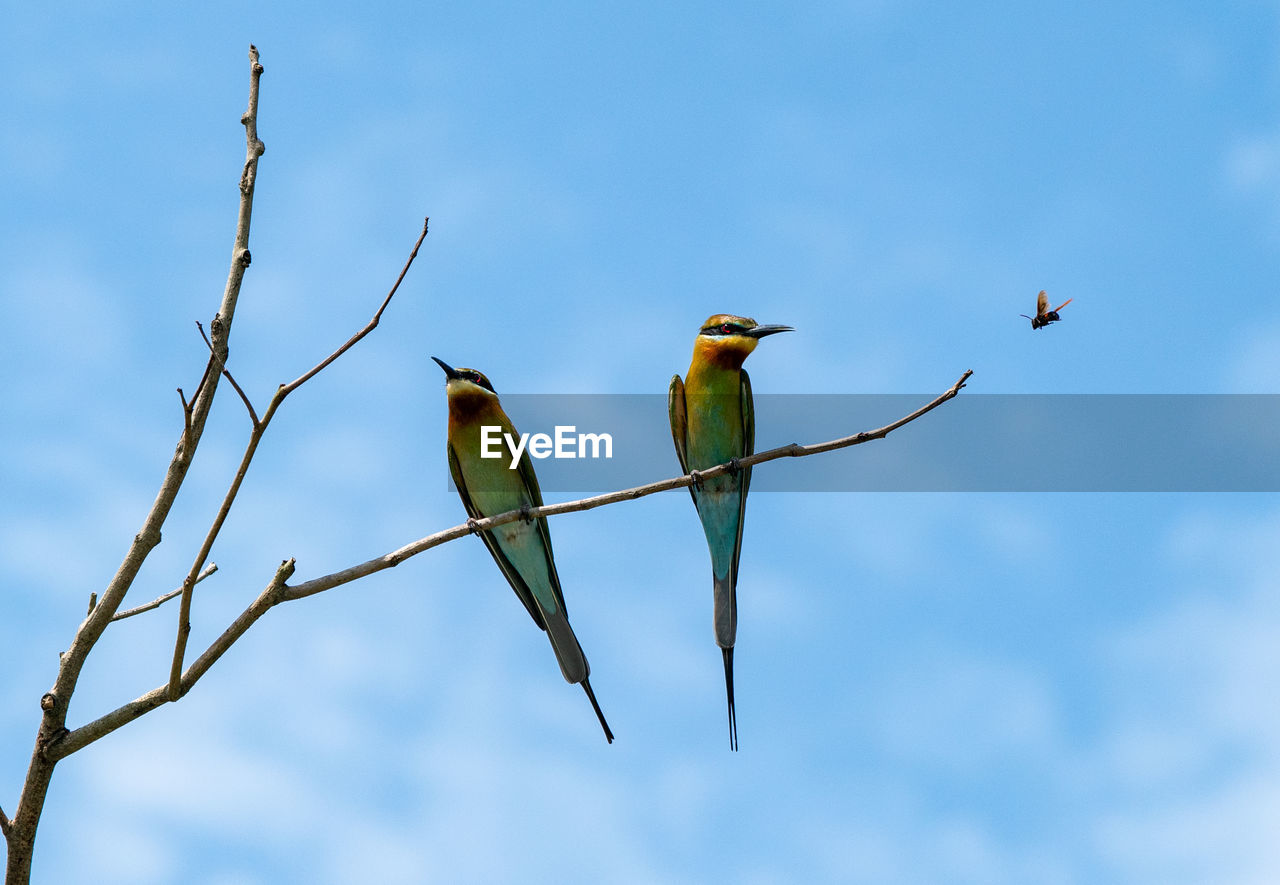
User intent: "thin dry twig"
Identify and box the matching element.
[189,351,216,408]
[49,368,971,761]
[111,564,218,622]
[164,216,430,700]
[197,321,258,426]
[176,387,193,448]
[282,217,429,395]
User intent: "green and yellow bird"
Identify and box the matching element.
[668,314,793,750]
[433,356,613,743]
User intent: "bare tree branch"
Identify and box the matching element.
[282,368,973,601]
[49,368,971,760]
[111,564,219,622]
[8,46,430,883]
[0,806,10,841]
[164,216,430,700]
[3,46,268,885]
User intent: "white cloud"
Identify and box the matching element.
[1094,772,1280,885]
[1224,127,1280,241]
[793,805,1076,885]
[869,654,1058,771]
[1084,506,1280,881]
[403,733,663,884]
[1225,130,1280,195]
[969,498,1056,568]
[1224,321,1280,392]
[59,815,177,885]
[78,727,328,841]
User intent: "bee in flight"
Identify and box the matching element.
[1021,290,1073,330]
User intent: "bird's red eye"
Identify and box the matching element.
[721,324,731,333]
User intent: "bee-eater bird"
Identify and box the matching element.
[668,315,793,750]
[432,356,613,744]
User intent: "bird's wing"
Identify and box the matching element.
[448,441,545,628]
[731,369,754,587]
[513,440,569,617]
[668,373,698,505]
[1036,290,1049,316]
[1052,297,1073,313]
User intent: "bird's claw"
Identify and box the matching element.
[466,517,483,535]
[728,457,743,474]
[519,504,535,524]
[689,469,705,490]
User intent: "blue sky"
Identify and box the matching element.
[4,2,1280,883]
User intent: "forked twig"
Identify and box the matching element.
[164,217,430,700]
[197,321,258,426]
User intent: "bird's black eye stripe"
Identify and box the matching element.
[700,322,747,335]
[466,371,495,392]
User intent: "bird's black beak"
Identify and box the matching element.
[744,323,795,339]
[431,356,463,380]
